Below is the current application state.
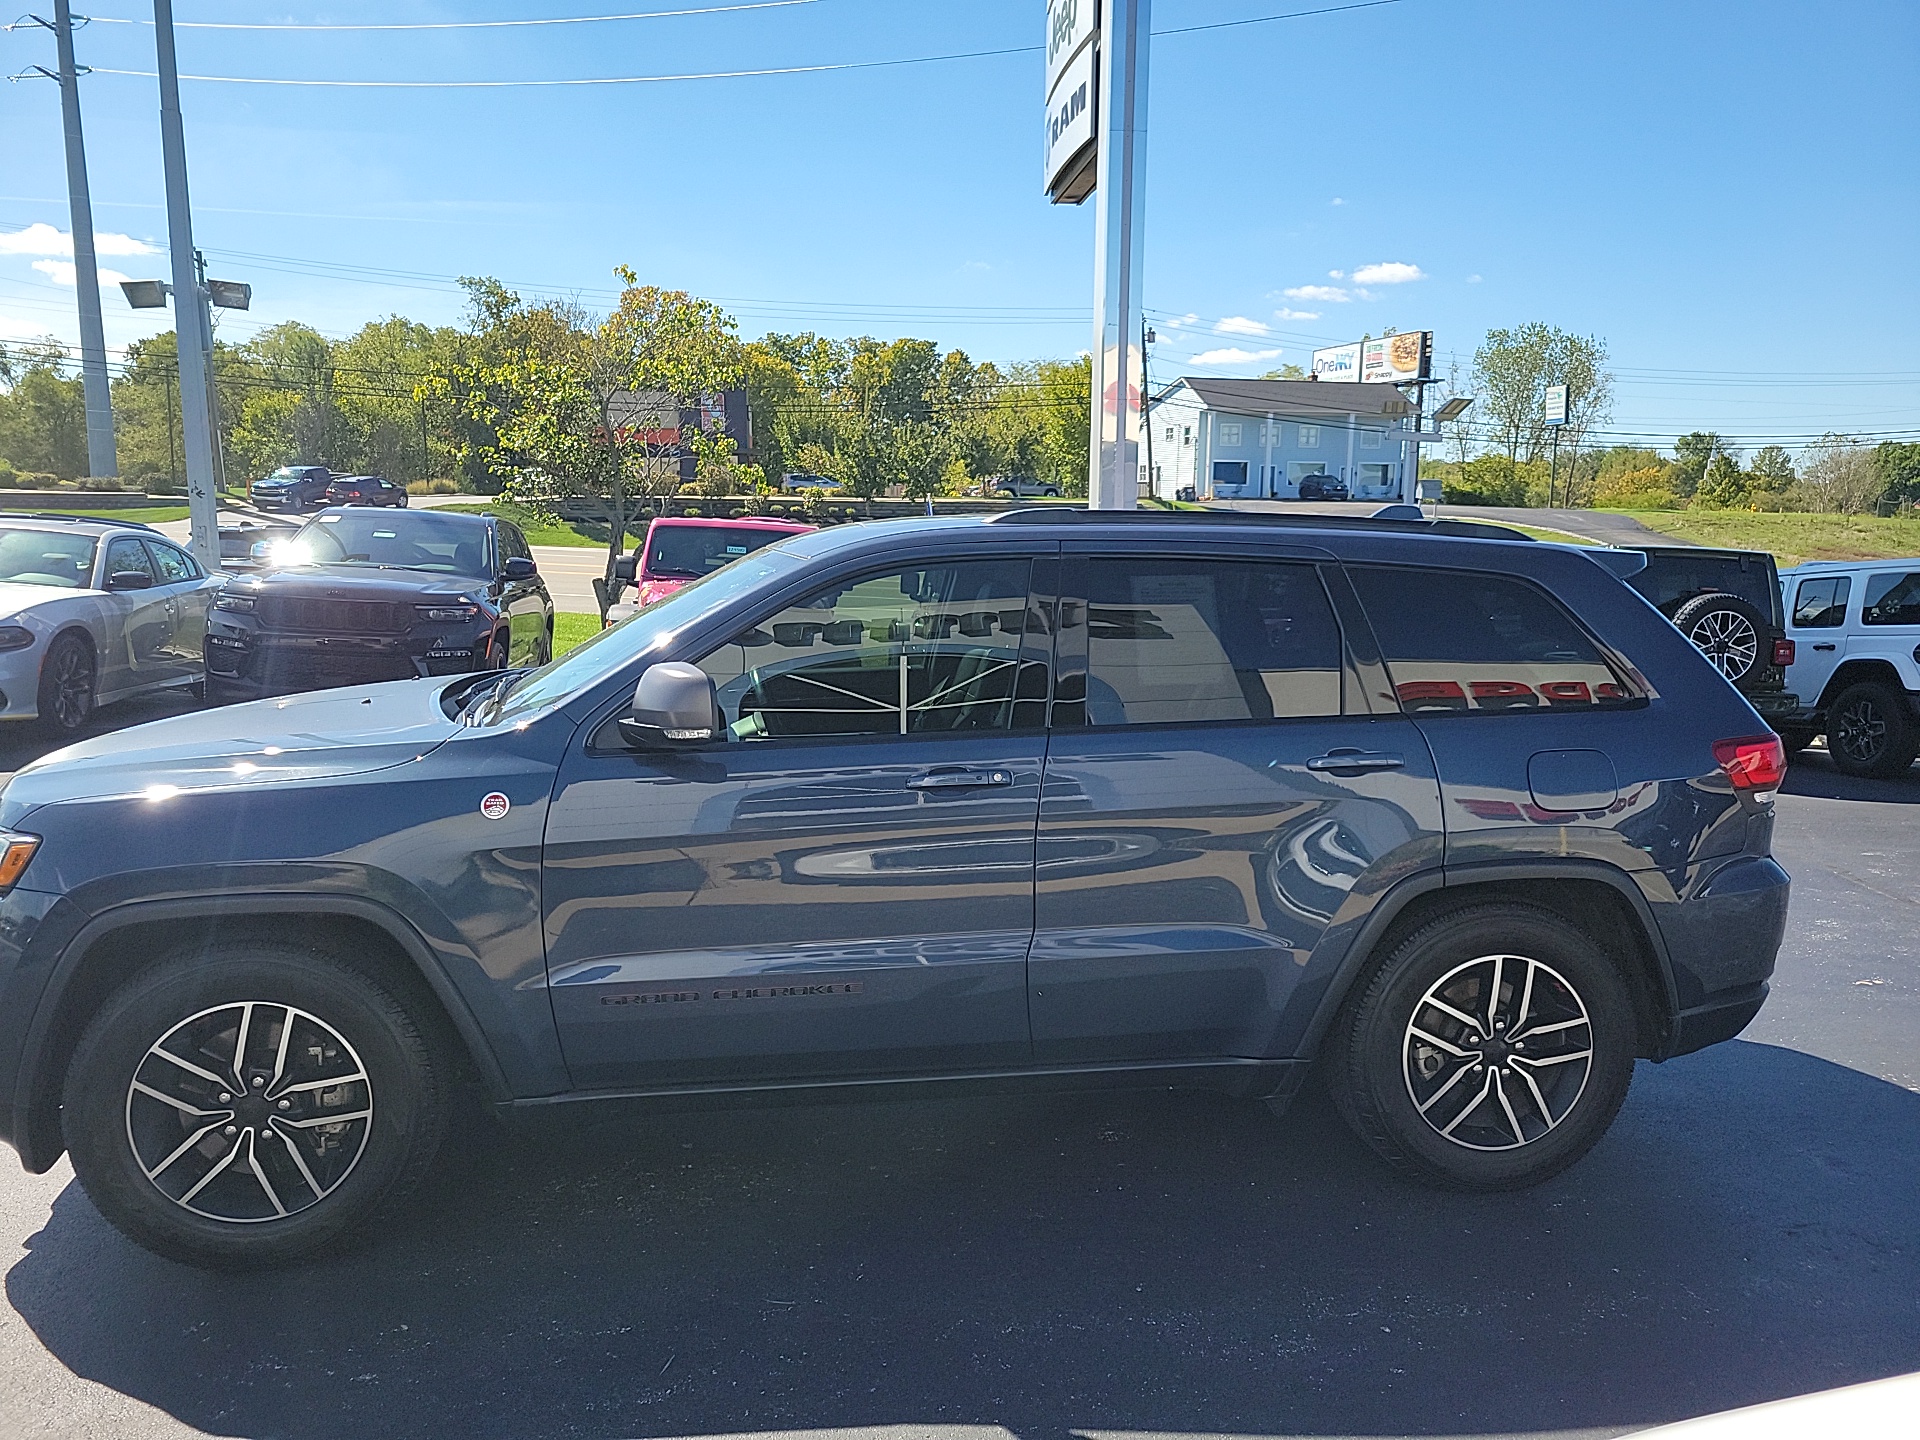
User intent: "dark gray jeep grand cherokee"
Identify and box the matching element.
[0,511,1790,1269]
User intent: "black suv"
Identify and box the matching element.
[1621,545,1798,730]
[204,508,553,699]
[0,510,1788,1268]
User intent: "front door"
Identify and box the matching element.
[100,535,173,692]
[541,552,1055,1089]
[144,537,211,681]
[1031,550,1444,1064]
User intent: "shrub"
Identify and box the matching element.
[405,478,458,496]
[1593,465,1679,510]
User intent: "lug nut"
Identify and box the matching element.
[218,1092,231,1103]
[223,1125,237,1136]
[277,1098,292,1110]
[251,1076,265,1088]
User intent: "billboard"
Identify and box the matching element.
[1361,331,1431,385]
[1544,383,1569,427]
[1045,0,1099,203]
[1311,342,1362,383]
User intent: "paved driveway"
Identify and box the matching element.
[0,744,1912,1438]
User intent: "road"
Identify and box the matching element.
[0,720,1907,1439]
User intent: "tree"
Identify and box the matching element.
[1872,441,1920,505]
[1794,434,1883,514]
[1671,432,1728,498]
[1694,453,1753,509]
[450,272,744,621]
[0,346,86,480]
[1471,323,1612,499]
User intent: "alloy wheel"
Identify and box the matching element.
[1832,696,1887,765]
[125,1001,373,1223]
[45,642,94,730]
[1402,953,1593,1152]
[1685,609,1759,681]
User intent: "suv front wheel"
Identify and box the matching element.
[1327,903,1636,1190]
[63,938,449,1269]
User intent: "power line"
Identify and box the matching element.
[81,1,820,30]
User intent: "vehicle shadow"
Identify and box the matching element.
[8,1041,1919,1440]
[1781,746,1920,804]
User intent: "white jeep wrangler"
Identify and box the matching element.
[1780,559,1920,777]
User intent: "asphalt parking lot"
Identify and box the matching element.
[0,709,1912,1439]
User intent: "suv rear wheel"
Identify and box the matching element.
[1827,680,1918,778]
[63,939,449,1270]
[1327,904,1636,1190]
[1669,591,1765,685]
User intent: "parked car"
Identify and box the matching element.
[325,474,408,508]
[0,508,1789,1269]
[991,476,1062,498]
[1297,474,1349,501]
[1617,545,1799,733]
[247,465,333,512]
[0,514,216,735]
[779,472,841,492]
[203,507,551,700]
[217,519,302,572]
[605,515,814,624]
[1778,557,1920,776]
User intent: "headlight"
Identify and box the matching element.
[417,604,480,622]
[0,626,34,652]
[214,593,257,613]
[0,830,41,892]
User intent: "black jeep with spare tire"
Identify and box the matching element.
[1620,545,1798,733]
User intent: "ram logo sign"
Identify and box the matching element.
[1045,0,1099,203]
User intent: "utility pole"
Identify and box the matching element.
[152,0,219,567]
[1086,0,1150,510]
[1141,322,1155,499]
[22,2,117,475]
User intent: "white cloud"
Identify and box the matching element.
[1214,315,1270,337]
[1466,274,1483,284]
[1,222,156,258]
[1273,307,1320,321]
[1163,312,1200,329]
[1284,284,1351,303]
[1331,197,1345,206]
[1328,269,1345,280]
[1190,346,1284,367]
[32,259,132,288]
[1349,261,1425,285]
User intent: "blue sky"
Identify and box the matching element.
[2,0,1916,456]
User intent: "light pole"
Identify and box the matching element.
[18,2,117,476]
[1086,0,1150,510]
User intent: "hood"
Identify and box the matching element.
[232,564,484,602]
[1,678,464,816]
[633,576,689,607]
[0,581,102,613]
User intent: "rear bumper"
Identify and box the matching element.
[1653,855,1791,1058]
[1669,983,1769,1057]
[1744,687,1802,722]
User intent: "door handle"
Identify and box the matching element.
[907,768,1014,790]
[1811,643,1836,651]
[1305,751,1405,773]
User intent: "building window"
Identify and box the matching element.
[1211,461,1249,488]
[1262,423,1283,446]
[1218,421,1243,447]
[1298,425,1321,448]
[1183,427,1192,444]
[1360,429,1383,449]
[1360,463,1392,491]
[1165,427,1175,442]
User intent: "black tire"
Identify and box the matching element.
[533,623,553,668]
[484,633,508,670]
[396,494,408,508]
[1826,681,1918,778]
[62,939,449,1270]
[1669,592,1767,685]
[36,631,96,736]
[1325,903,1636,1191]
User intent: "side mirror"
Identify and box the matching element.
[108,570,154,591]
[502,556,538,582]
[249,540,273,561]
[612,553,638,585]
[617,662,719,748]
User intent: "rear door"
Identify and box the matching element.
[144,538,211,681]
[100,535,173,691]
[1030,546,1444,1065]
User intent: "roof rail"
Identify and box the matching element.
[985,506,1538,543]
[0,511,162,534]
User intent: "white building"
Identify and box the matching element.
[1146,378,1419,503]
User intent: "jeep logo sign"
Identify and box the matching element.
[1045,0,1099,203]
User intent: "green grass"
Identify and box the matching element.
[554,612,601,655]
[1602,510,1920,567]
[438,500,647,549]
[1503,522,1601,546]
[0,504,192,524]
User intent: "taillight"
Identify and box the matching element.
[1772,637,1795,667]
[1714,735,1786,793]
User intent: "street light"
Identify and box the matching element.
[1433,396,1475,423]
[119,278,170,309]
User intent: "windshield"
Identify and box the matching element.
[0,528,96,588]
[482,552,798,726]
[644,524,798,580]
[285,510,492,577]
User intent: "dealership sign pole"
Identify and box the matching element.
[1047,0,1151,511]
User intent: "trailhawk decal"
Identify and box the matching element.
[479,792,511,820]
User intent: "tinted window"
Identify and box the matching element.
[497,524,530,562]
[1862,572,1920,626]
[1079,558,1343,725]
[105,537,156,582]
[1792,576,1850,628]
[1629,551,1779,621]
[645,524,796,580]
[1352,566,1636,715]
[698,559,1040,740]
[147,542,198,582]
